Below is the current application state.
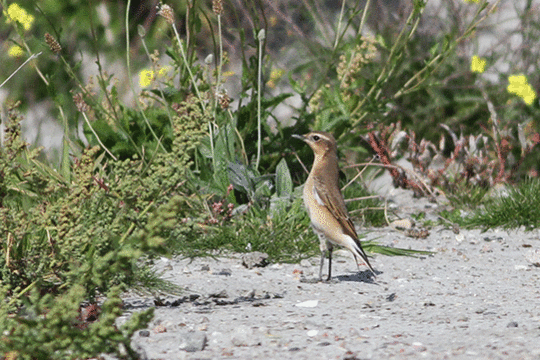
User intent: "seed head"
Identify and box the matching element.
[157,4,175,25]
[212,0,224,15]
[73,93,89,113]
[45,33,61,54]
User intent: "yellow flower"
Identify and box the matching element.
[470,55,486,73]
[8,45,24,58]
[5,3,35,31]
[157,66,171,78]
[507,74,537,105]
[267,68,284,89]
[139,69,155,87]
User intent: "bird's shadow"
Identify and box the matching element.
[335,270,380,284]
[301,270,380,284]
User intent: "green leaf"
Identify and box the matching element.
[363,241,433,257]
[275,158,293,198]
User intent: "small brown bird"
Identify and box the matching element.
[293,131,375,280]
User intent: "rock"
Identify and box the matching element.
[133,344,148,360]
[178,331,207,352]
[231,325,260,346]
[295,300,318,308]
[209,289,228,298]
[242,252,269,269]
[215,268,232,276]
[525,249,540,267]
[138,330,150,337]
[300,259,312,267]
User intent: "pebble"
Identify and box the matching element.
[295,300,318,308]
[300,259,312,267]
[231,325,260,346]
[178,331,207,352]
[242,252,269,269]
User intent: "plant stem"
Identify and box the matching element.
[255,29,265,170]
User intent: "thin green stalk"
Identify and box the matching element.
[82,112,118,161]
[172,26,204,107]
[0,52,42,89]
[357,0,372,35]
[210,13,225,170]
[213,14,224,117]
[255,29,265,170]
[333,0,347,50]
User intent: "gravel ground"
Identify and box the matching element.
[119,188,540,360]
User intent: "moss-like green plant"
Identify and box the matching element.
[0,284,153,359]
[467,178,540,230]
[0,98,208,358]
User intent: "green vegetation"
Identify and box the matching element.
[467,178,540,230]
[1,0,540,358]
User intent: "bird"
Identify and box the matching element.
[293,131,375,281]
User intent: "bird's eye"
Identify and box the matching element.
[312,135,320,141]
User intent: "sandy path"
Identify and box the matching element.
[121,197,540,360]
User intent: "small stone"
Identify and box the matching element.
[139,330,150,337]
[201,264,210,271]
[525,249,540,267]
[242,252,269,269]
[295,300,318,308]
[507,321,518,328]
[390,218,414,230]
[210,290,228,298]
[153,324,167,333]
[300,259,312,267]
[178,331,207,352]
[231,325,260,346]
[216,268,232,276]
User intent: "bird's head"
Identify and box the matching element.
[292,131,337,157]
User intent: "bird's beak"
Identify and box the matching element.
[292,134,306,141]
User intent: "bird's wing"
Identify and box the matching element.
[312,175,358,239]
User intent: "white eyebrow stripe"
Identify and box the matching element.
[312,134,331,141]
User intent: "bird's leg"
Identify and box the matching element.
[317,231,328,281]
[326,245,333,281]
[319,250,326,280]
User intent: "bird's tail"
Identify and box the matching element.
[351,238,375,275]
